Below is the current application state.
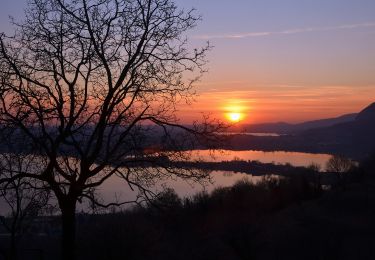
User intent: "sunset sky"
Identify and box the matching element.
[1,0,375,124]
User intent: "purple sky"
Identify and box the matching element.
[1,0,375,123]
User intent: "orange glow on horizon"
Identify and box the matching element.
[176,85,375,124]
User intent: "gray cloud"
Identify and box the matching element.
[195,22,375,40]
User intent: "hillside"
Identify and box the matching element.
[227,102,375,159]
[242,113,357,134]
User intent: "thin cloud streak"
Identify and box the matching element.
[195,22,375,40]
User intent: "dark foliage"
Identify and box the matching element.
[74,174,320,260]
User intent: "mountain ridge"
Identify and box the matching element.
[241,113,357,134]
[228,102,375,159]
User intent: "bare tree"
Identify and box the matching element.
[0,0,223,259]
[0,153,51,260]
[326,155,354,188]
[326,155,353,174]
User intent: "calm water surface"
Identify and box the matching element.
[216,132,281,137]
[98,150,332,203]
[98,170,262,204]
[0,150,333,213]
[187,150,332,168]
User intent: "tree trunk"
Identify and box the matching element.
[10,231,17,260]
[60,199,77,260]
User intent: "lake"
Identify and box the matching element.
[96,150,332,205]
[97,170,265,205]
[0,150,333,213]
[186,149,332,169]
[215,132,281,137]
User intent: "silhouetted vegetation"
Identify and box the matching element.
[174,159,336,184]
[0,0,224,259]
[0,153,53,260]
[73,174,321,260]
[1,154,375,259]
[76,159,374,259]
[0,0,374,257]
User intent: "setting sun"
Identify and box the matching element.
[223,102,248,122]
[227,112,243,122]
[1,0,375,259]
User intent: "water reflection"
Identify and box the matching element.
[215,132,281,137]
[187,150,332,168]
[0,150,333,213]
[98,170,264,203]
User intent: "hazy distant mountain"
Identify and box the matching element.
[304,102,375,136]
[242,113,357,134]
[240,122,294,134]
[297,102,375,157]
[228,102,375,159]
[294,113,358,132]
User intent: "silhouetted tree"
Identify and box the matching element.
[0,0,222,259]
[0,153,51,260]
[326,155,353,173]
[326,155,354,188]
